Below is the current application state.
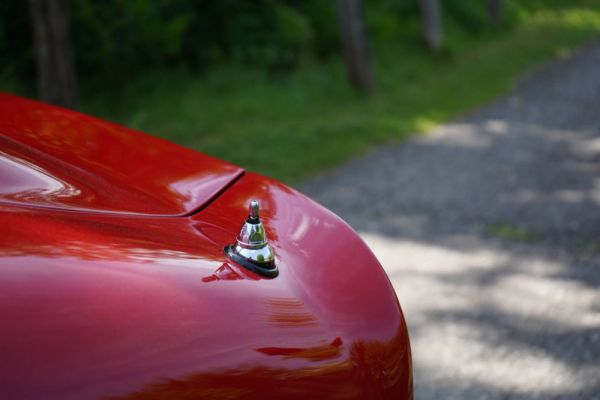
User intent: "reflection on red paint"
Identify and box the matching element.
[108,328,410,400]
[201,262,262,282]
[256,336,344,361]
[0,93,243,215]
[0,94,412,399]
[264,297,319,328]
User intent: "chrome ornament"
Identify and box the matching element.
[225,200,277,278]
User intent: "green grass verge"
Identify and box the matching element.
[41,7,600,182]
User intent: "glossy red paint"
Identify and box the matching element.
[0,93,243,216]
[0,94,412,399]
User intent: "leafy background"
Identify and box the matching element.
[2,0,600,182]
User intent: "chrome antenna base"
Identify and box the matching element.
[225,200,277,278]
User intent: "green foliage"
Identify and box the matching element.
[270,2,313,69]
[294,0,339,58]
[0,0,334,88]
[0,0,33,83]
[3,1,600,181]
[212,1,314,71]
[487,223,536,242]
[5,0,589,90]
[71,0,193,86]
[81,5,600,182]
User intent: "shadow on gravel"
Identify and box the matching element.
[307,117,600,253]
[358,231,600,400]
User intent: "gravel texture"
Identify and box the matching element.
[301,38,600,399]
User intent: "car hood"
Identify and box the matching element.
[0,93,243,216]
[0,94,412,399]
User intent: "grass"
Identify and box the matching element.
[11,5,600,184]
[487,222,536,242]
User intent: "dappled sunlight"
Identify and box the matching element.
[106,327,411,400]
[491,275,600,326]
[359,231,600,397]
[420,123,492,149]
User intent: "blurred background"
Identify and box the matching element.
[1,0,599,182]
[3,1,600,399]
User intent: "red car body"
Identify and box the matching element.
[0,93,412,399]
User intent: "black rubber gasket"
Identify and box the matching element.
[224,245,278,278]
[246,215,259,224]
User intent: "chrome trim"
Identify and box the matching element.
[225,200,277,276]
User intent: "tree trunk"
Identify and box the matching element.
[29,0,77,108]
[418,0,442,53]
[487,0,503,26]
[336,0,374,94]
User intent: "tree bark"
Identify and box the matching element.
[29,0,77,108]
[418,0,442,53]
[336,0,374,94]
[487,0,503,26]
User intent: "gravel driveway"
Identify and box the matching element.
[302,38,600,399]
